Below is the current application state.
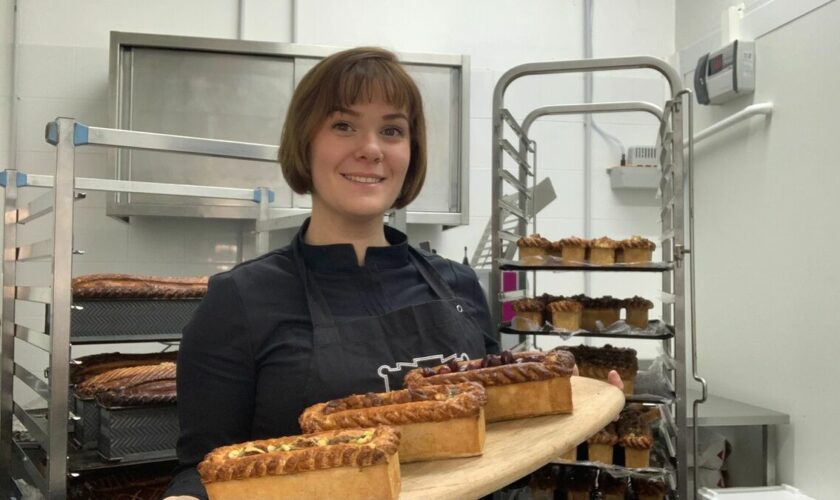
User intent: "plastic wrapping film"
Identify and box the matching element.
[521,463,675,500]
[634,352,677,402]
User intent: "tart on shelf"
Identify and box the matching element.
[587,236,619,265]
[516,234,551,264]
[574,295,622,331]
[557,237,589,264]
[547,299,583,331]
[586,422,617,464]
[617,405,660,468]
[511,298,545,330]
[617,236,656,264]
[624,295,654,329]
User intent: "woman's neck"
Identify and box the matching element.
[305,210,388,266]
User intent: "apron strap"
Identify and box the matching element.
[407,247,459,303]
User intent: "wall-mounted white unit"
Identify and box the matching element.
[694,40,755,105]
[607,165,661,190]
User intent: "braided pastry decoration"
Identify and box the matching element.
[299,382,487,432]
[95,379,177,408]
[74,362,176,400]
[516,234,551,249]
[70,351,178,385]
[587,422,618,446]
[619,235,656,250]
[198,427,400,483]
[403,350,575,388]
[557,236,589,248]
[617,411,653,449]
[72,273,208,299]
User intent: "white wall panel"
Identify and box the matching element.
[675,0,840,495]
[17,0,238,47]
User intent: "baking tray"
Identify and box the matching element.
[97,404,178,462]
[498,258,672,272]
[499,320,675,340]
[72,396,99,450]
[71,299,200,343]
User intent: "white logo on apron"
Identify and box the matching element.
[377,353,469,392]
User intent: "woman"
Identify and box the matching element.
[164,47,499,499]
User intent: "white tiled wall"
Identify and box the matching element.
[0,0,676,393]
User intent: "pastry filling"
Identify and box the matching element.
[417,350,545,377]
[322,385,465,415]
[226,430,375,459]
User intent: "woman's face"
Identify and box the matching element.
[309,97,411,223]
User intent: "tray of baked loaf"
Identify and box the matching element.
[398,376,624,499]
[71,274,207,342]
[70,352,178,465]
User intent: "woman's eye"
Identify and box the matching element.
[332,121,353,132]
[382,126,405,137]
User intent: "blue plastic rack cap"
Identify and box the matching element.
[252,189,276,203]
[0,171,28,188]
[45,121,59,145]
[73,123,89,146]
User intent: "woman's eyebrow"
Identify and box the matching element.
[333,106,359,116]
[383,112,408,121]
[332,107,407,121]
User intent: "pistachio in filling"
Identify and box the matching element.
[226,430,375,459]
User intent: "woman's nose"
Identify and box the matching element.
[355,132,384,163]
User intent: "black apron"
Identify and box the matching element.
[292,238,487,406]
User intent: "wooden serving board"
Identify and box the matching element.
[400,376,624,499]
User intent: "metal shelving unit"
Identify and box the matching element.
[489,56,707,499]
[0,118,278,499]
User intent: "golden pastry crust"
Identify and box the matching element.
[198,427,400,483]
[623,296,654,310]
[558,237,589,248]
[299,383,486,432]
[74,362,176,400]
[72,273,208,299]
[403,350,575,388]
[547,300,583,313]
[618,410,654,450]
[587,422,618,445]
[95,379,176,408]
[511,298,545,313]
[70,351,178,385]
[589,236,619,249]
[516,234,551,249]
[619,236,656,250]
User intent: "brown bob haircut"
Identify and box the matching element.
[279,47,427,209]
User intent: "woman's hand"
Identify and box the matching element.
[572,365,624,391]
[606,369,624,391]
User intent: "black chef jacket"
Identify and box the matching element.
[165,223,500,498]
